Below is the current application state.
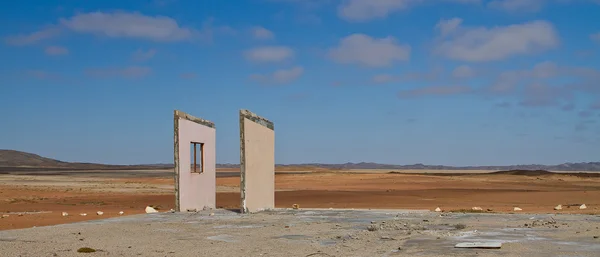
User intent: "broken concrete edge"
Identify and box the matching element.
[239,111,247,213]
[173,110,216,212]
[174,110,215,128]
[239,109,274,131]
[173,113,180,212]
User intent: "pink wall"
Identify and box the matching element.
[241,115,275,213]
[177,118,216,212]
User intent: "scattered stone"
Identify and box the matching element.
[513,207,522,211]
[292,204,300,210]
[454,224,467,230]
[367,224,379,231]
[472,207,483,211]
[580,204,587,210]
[1,214,8,218]
[434,207,442,212]
[145,206,159,213]
[168,209,175,213]
[77,247,96,253]
[209,213,215,216]
[455,242,502,249]
[593,236,598,239]
[486,209,493,212]
[96,211,103,216]
[80,213,87,216]
[554,205,562,210]
[62,212,69,217]
[118,211,124,215]
[525,217,556,228]
[380,236,395,240]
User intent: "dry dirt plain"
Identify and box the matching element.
[1,169,599,231]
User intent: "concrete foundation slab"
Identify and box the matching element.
[1,210,599,256]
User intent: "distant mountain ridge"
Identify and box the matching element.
[1,150,600,171]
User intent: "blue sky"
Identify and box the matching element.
[1,0,600,166]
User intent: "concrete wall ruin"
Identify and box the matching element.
[174,110,216,212]
[239,109,275,213]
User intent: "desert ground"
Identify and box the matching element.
[1,168,599,231]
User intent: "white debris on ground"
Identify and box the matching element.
[80,213,87,216]
[580,204,587,210]
[554,205,562,210]
[514,207,522,211]
[145,206,159,213]
[455,242,502,249]
[119,211,124,215]
[1,214,9,218]
[472,207,483,211]
[62,212,69,217]
[96,211,104,216]
[434,207,442,212]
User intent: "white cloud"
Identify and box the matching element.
[45,46,69,56]
[4,27,60,46]
[60,11,193,42]
[487,0,545,12]
[436,18,463,37]
[26,70,60,80]
[372,74,398,84]
[131,49,157,62]
[250,66,304,84]
[85,66,152,78]
[486,61,600,107]
[337,0,415,22]
[328,33,410,67]
[244,46,294,63]
[434,19,559,62]
[398,85,472,98]
[251,26,274,40]
[180,72,197,79]
[452,65,476,78]
[337,0,481,22]
[591,32,600,44]
[179,72,198,79]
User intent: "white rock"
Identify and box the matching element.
[434,207,442,212]
[472,207,483,211]
[80,213,87,216]
[513,207,522,211]
[62,212,69,216]
[1,214,9,218]
[118,211,124,215]
[96,211,104,216]
[554,205,562,210]
[580,204,587,210]
[145,206,159,213]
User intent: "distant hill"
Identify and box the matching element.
[278,162,600,172]
[1,150,600,171]
[0,150,171,171]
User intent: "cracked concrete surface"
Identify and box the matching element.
[1,209,599,256]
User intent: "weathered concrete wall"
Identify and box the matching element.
[174,110,216,212]
[239,109,275,213]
